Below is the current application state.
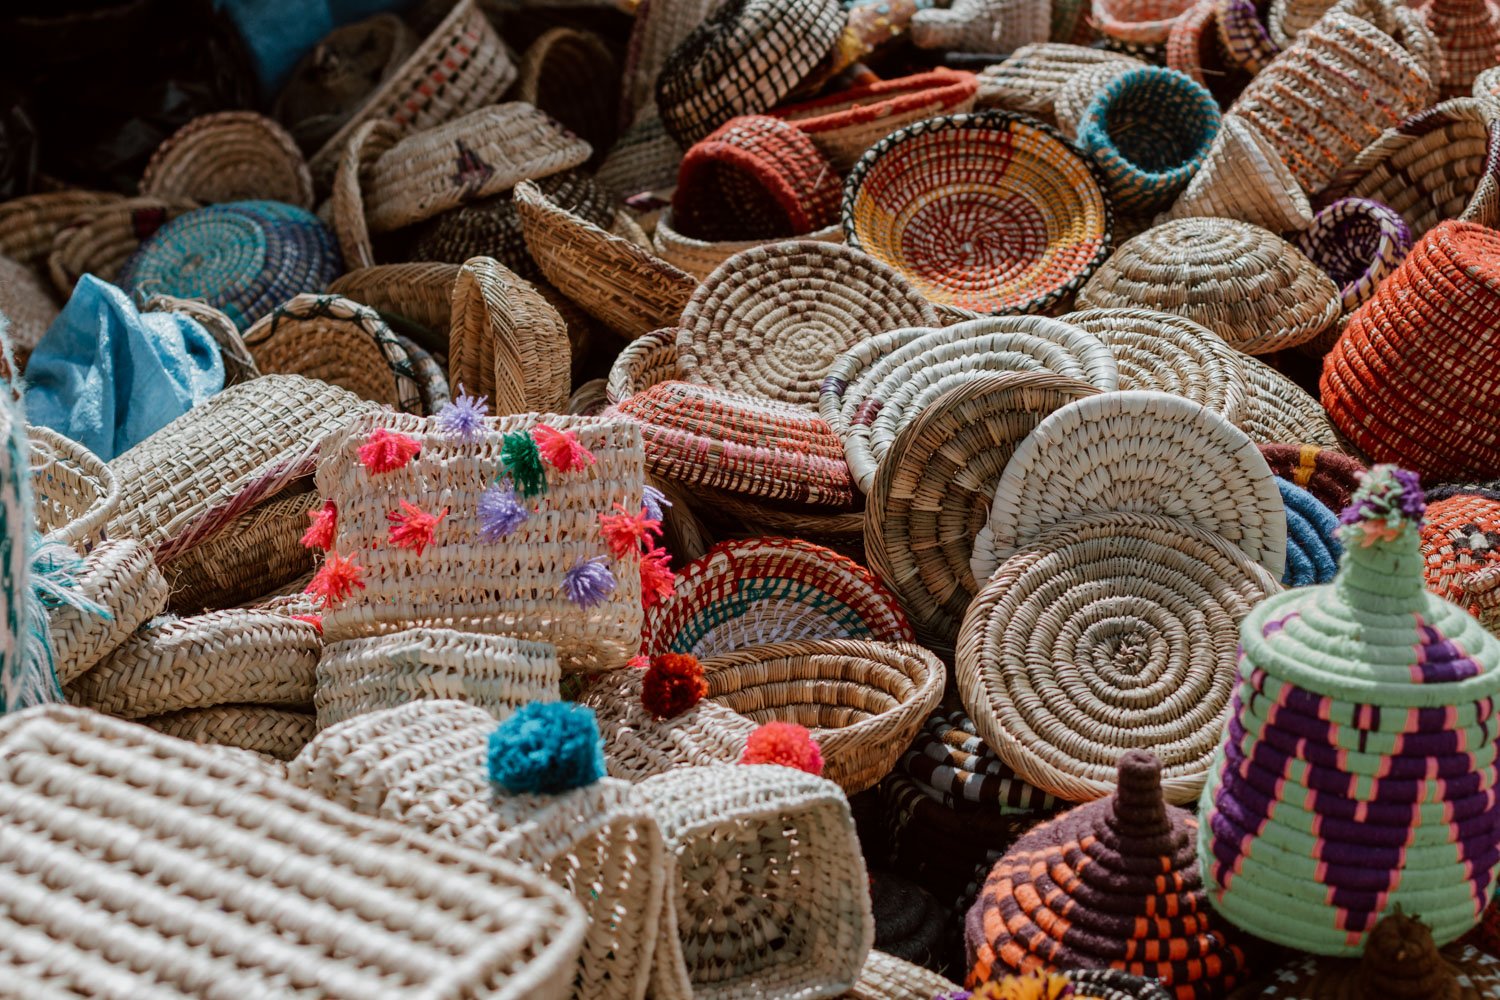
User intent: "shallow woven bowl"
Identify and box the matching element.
[1094,0,1200,43]
[141,111,313,210]
[843,111,1112,316]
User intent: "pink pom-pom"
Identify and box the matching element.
[387,500,448,556]
[599,504,663,559]
[740,721,824,775]
[305,551,366,609]
[301,500,337,551]
[533,424,596,473]
[628,655,649,670]
[640,542,676,609]
[359,428,422,474]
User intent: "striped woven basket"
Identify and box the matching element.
[652,209,843,279]
[1167,0,1255,103]
[976,44,1145,122]
[141,111,312,209]
[1293,197,1413,355]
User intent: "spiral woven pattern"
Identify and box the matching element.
[606,327,679,404]
[843,111,1112,316]
[1321,221,1500,479]
[1165,114,1314,233]
[972,390,1288,583]
[1062,307,1249,425]
[1078,216,1340,355]
[141,111,313,210]
[1421,490,1500,609]
[642,536,913,658]
[117,201,343,330]
[46,197,198,297]
[866,371,1101,648]
[1239,355,1344,450]
[678,241,936,408]
[958,512,1280,804]
[1295,197,1413,317]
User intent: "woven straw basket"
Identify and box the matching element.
[139,705,317,761]
[0,190,122,269]
[46,197,198,297]
[1165,114,1314,232]
[514,28,618,156]
[845,950,961,1000]
[976,44,1145,122]
[1094,0,1200,43]
[141,111,313,209]
[447,256,571,416]
[606,327,679,404]
[47,539,168,687]
[328,261,458,339]
[911,0,1051,52]
[652,209,843,280]
[0,255,57,363]
[161,487,318,613]
[0,704,585,998]
[314,411,646,671]
[1238,353,1345,450]
[28,424,118,555]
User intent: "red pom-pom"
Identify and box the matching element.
[741,721,824,775]
[359,428,422,474]
[301,499,337,551]
[641,653,708,719]
[640,542,676,609]
[599,504,663,559]
[533,424,596,472]
[305,551,366,609]
[387,500,448,555]
[628,655,649,670]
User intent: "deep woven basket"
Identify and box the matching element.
[1215,0,1280,71]
[642,536,914,658]
[842,111,1112,316]
[447,256,571,415]
[1424,0,1500,98]
[514,28,619,156]
[1167,0,1255,103]
[29,424,118,555]
[116,200,343,331]
[141,111,313,210]
[272,12,414,157]
[652,208,843,279]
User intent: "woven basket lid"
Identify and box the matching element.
[363,104,592,233]
[1321,221,1500,479]
[1421,490,1500,612]
[1422,0,1500,98]
[965,750,1250,995]
[1199,467,1500,954]
[1077,216,1340,355]
[1258,443,1367,513]
[616,380,855,508]
[959,511,1280,805]
[315,627,560,731]
[1062,307,1249,425]
[642,536,913,658]
[116,201,343,331]
[46,197,198,299]
[64,609,320,719]
[843,111,1112,316]
[678,241,936,409]
[138,704,317,761]
[899,694,1062,815]
[1094,0,1200,42]
[972,389,1288,582]
[866,371,1101,647]
[655,0,847,146]
[584,665,754,779]
[106,375,375,561]
[141,111,313,210]
[821,317,1120,495]
[910,0,1052,51]
[1235,913,1500,998]
[1278,477,1342,587]
[0,255,56,362]
[1295,197,1413,317]
[47,539,167,688]
[243,294,424,413]
[975,44,1145,120]
[0,704,583,998]
[1238,355,1344,450]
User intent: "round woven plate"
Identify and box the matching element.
[1076,215,1341,354]
[677,241,936,408]
[821,316,1118,494]
[971,389,1288,582]
[843,110,1112,315]
[1238,353,1344,449]
[957,510,1280,803]
[1061,306,1249,424]
[138,705,317,761]
[865,371,1101,648]
[141,111,313,210]
[616,380,855,508]
[642,536,914,658]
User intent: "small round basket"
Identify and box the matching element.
[141,111,313,210]
[677,241,936,408]
[1094,0,1200,43]
[957,511,1280,803]
[138,705,317,761]
[1076,215,1340,354]
[1076,66,1222,215]
[315,628,560,730]
[606,327,680,404]
[46,197,198,297]
[243,293,425,413]
[1161,115,1312,233]
[1295,197,1413,318]
[513,28,619,156]
[29,424,119,554]
[116,201,343,330]
[671,115,843,243]
[842,111,1112,316]
[642,536,914,658]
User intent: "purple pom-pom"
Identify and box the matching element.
[564,556,617,608]
[436,387,489,441]
[642,484,671,522]
[1336,464,1426,544]
[479,482,528,541]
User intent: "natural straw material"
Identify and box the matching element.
[1094,0,1200,42]
[1238,354,1345,450]
[1076,216,1340,354]
[971,390,1288,581]
[1165,115,1315,232]
[141,111,313,209]
[865,371,1101,649]
[329,262,457,338]
[330,118,399,271]
[677,241,936,408]
[652,210,843,280]
[514,28,618,156]
[515,179,697,340]
[958,512,1280,804]
[0,704,585,999]
[0,190,122,269]
[843,111,1112,316]
[606,327,679,404]
[1422,0,1500,98]
[138,705,317,761]
[65,610,321,719]
[846,950,961,1000]
[272,12,414,157]
[29,424,118,554]
[975,45,1145,121]
[46,197,198,297]
[643,536,914,658]
[243,294,425,413]
[47,540,168,687]
[1215,0,1280,72]
[448,256,571,415]
[0,255,57,362]
[315,627,560,729]
[160,488,318,615]
[1168,0,1256,103]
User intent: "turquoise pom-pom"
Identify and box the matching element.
[487,701,605,794]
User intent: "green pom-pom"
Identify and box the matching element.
[500,430,548,498]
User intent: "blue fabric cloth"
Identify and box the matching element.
[1278,477,1342,588]
[216,0,413,96]
[23,276,225,462]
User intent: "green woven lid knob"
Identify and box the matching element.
[1333,465,1428,609]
